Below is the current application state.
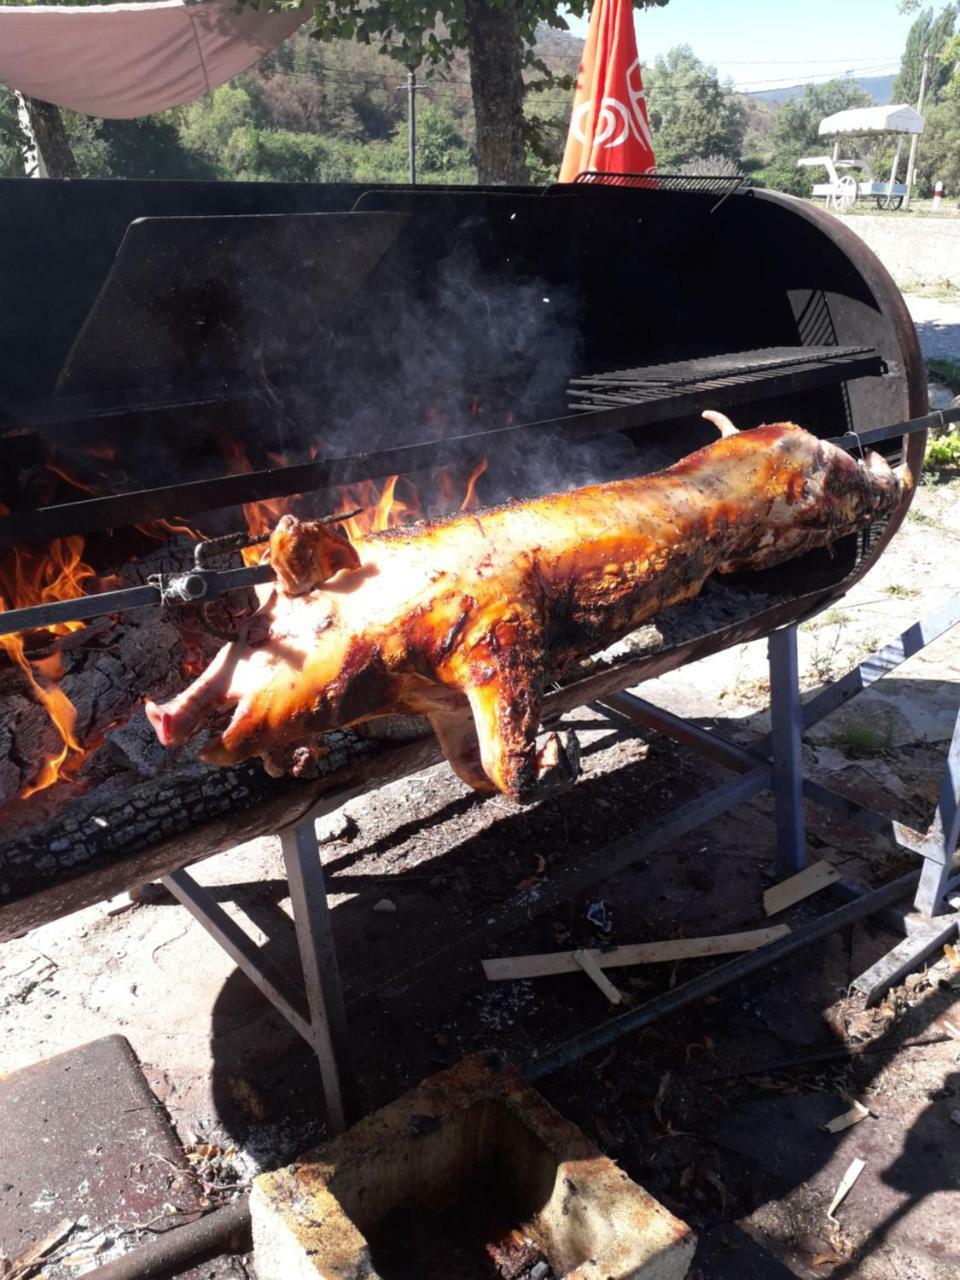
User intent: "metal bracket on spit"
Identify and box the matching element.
[0,510,362,638]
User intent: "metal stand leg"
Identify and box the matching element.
[852,705,960,1004]
[768,625,807,876]
[914,708,960,916]
[281,817,359,1135]
[162,811,359,1136]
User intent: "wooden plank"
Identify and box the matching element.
[573,949,624,1004]
[763,860,841,916]
[481,924,791,983]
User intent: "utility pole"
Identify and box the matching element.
[904,47,933,209]
[406,68,417,185]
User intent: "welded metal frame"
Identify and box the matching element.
[154,596,960,1123]
[603,595,960,1006]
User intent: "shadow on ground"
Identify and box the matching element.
[181,681,958,1276]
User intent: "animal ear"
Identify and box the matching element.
[702,409,740,438]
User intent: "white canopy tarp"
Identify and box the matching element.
[0,0,312,119]
[818,104,925,137]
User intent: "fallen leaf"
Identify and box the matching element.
[812,1250,844,1267]
[944,943,960,968]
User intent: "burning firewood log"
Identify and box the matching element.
[146,417,907,804]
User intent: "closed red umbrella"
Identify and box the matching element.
[559,0,656,182]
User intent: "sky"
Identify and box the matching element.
[564,0,919,93]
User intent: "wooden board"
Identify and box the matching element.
[763,860,841,916]
[482,924,791,982]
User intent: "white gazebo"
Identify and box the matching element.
[798,103,925,212]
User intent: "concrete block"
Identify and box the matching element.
[252,1052,695,1280]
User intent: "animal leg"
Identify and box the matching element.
[462,657,580,804]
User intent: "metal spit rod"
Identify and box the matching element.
[0,407,946,638]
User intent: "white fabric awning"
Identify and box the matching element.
[0,0,311,119]
[818,104,925,137]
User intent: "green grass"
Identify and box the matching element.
[832,716,894,757]
[909,507,936,525]
[882,583,920,598]
[822,607,849,627]
[926,431,960,476]
[927,358,960,395]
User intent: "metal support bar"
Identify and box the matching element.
[281,818,359,1134]
[529,870,920,1078]
[599,692,928,851]
[603,596,960,1007]
[757,593,960,752]
[914,708,960,916]
[852,912,959,1005]
[768,626,807,875]
[162,868,311,1042]
[369,767,772,1003]
[163,816,360,1136]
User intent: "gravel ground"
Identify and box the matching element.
[904,292,960,363]
[836,212,960,290]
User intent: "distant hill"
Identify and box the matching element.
[752,74,895,105]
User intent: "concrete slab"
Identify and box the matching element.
[0,1034,204,1271]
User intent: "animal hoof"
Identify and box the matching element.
[523,728,581,802]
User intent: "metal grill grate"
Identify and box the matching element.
[568,346,882,410]
[572,171,747,197]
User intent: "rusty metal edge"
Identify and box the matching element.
[752,188,928,563]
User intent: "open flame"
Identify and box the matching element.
[0,524,95,796]
[333,458,488,543]
[220,437,490,557]
[0,440,490,804]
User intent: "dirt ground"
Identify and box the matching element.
[1,465,959,1278]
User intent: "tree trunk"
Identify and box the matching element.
[22,95,79,178]
[464,0,527,185]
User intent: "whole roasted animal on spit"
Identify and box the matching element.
[146,416,908,803]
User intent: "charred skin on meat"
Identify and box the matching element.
[146,419,907,803]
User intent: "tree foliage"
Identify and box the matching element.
[893,4,956,106]
[0,85,27,176]
[234,0,670,182]
[771,78,873,153]
[644,45,745,169]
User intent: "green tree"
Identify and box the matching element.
[235,0,669,186]
[772,78,873,154]
[645,45,745,169]
[893,4,956,107]
[0,85,28,177]
[913,95,960,195]
[749,80,873,198]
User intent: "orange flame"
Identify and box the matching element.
[460,458,488,511]
[332,459,487,545]
[45,459,99,497]
[0,536,96,796]
[85,443,117,462]
[136,516,204,541]
[217,439,295,565]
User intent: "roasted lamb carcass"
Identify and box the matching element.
[146,418,907,803]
